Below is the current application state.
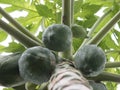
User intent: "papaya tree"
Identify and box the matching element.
[0,0,120,90]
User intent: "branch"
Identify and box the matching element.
[88,10,120,45]
[105,50,120,54]
[0,19,41,48]
[0,7,43,45]
[105,62,120,68]
[80,8,112,47]
[88,71,120,83]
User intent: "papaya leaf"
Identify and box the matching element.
[106,82,117,90]
[0,0,36,12]
[3,88,14,90]
[83,15,98,28]
[0,45,5,52]
[72,38,84,53]
[84,0,115,7]
[118,21,120,27]
[35,4,53,18]
[0,30,8,42]
[74,0,83,14]
[99,32,119,50]
[1,42,25,53]
[114,30,120,45]
[79,3,101,18]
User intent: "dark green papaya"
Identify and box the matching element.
[71,24,88,38]
[0,53,25,87]
[74,45,106,77]
[18,46,56,84]
[89,80,107,90]
[42,24,72,51]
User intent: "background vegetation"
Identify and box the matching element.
[0,0,120,90]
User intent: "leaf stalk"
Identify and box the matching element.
[0,19,41,48]
[0,7,43,45]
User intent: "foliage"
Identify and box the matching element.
[0,0,120,90]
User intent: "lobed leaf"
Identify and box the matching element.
[0,30,8,42]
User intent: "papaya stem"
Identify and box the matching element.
[0,7,43,45]
[0,19,41,48]
[88,71,120,83]
[61,0,71,27]
[87,10,120,45]
[59,0,73,60]
[71,0,74,25]
[105,49,120,54]
[105,62,120,68]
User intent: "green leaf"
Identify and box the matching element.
[118,21,120,28]
[0,30,8,42]
[1,42,25,53]
[83,15,98,28]
[84,0,114,7]
[0,0,36,12]
[0,45,5,52]
[72,38,84,52]
[80,3,101,18]
[3,87,14,90]
[74,0,83,14]
[35,4,53,17]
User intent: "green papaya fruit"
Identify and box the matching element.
[0,53,25,87]
[71,24,88,38]
[18,46,56,84]
[89,80,107,90]
[42,24,72,51]
[74,45,106,77]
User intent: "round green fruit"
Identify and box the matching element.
[0,53,25,87]
[74,45,106,77]
[89,80,107,90]
[42,24,72,51]
[71,24,88,38]
[18,46,56,84]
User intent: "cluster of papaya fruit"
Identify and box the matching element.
[0,24,107,90]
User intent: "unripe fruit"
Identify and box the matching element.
[71,24,88,38]
[18,46,56,84]
[0,53,25,87]
[89,80,107,90]
[42,24,72,51]
[74,45,106,77]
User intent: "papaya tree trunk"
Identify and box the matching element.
[48,62,92,90]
